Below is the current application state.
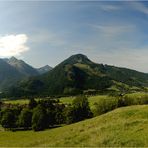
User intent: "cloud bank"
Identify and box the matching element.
[0,34,29,57]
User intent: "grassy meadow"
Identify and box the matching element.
[59,95,108,104]
[1,92,148,147]
[3,94,109,106]
[3,99,29,105]
[3,92,148,106]
[0,105,148,147]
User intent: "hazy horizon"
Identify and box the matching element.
[0,1,148,72]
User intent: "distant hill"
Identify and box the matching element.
[6,54,148,97]
[0,57,51,92]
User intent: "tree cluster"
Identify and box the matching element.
[0,96,92,131]
[93,94,148,116]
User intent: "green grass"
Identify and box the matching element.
[59,95,108,104]
[88,95,108,106]
[59,96,75,104]
[3,98,42,105]
[3,99,29,105]
[4,92,148,106]
[0,125,4,131]
[59,92,148,109]
[0,105,148,147]
[126,92,148,98]
[60,95,112,113]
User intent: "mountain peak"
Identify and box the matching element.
[62,54,92,65]
[9,56,18,62]
[71,53,89,60]
[43,65,51,68]
[37,65,52,74]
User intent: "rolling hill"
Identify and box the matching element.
[0,105,148,147]
[6,54,148,97]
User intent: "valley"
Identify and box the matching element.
[1,1,148,147]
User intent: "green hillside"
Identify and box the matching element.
[0,105,148,147]
[6,54,148,97]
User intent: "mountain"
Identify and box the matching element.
[37,65,52,74]
[0,59,24,91]
[0,57,52,92]
[6,54,148,97]
[5,56,39,76]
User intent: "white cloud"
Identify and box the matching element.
[91,24,135,37]
[90,47,148,73]
[99,4,121,12]
[130,2,148,15]
[30,30,67,47]
[0,34,29,57]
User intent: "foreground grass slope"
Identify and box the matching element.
[0,105,148,147]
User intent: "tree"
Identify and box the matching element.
[0,101,3,111]
[64,95,92,124]
[38,99,60,126]
[32,105,48,131]
[19,108,32,129]
[63,105,75,124]
[74,95,92,121]
[28,98,37,109]
[54,104,65,124]
[1,109,17,130]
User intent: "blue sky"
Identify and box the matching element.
[0,1,148,72]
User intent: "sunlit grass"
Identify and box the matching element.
[0,105,148,147]
[3,99,29,105]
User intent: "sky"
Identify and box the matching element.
[1,1,148,72]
